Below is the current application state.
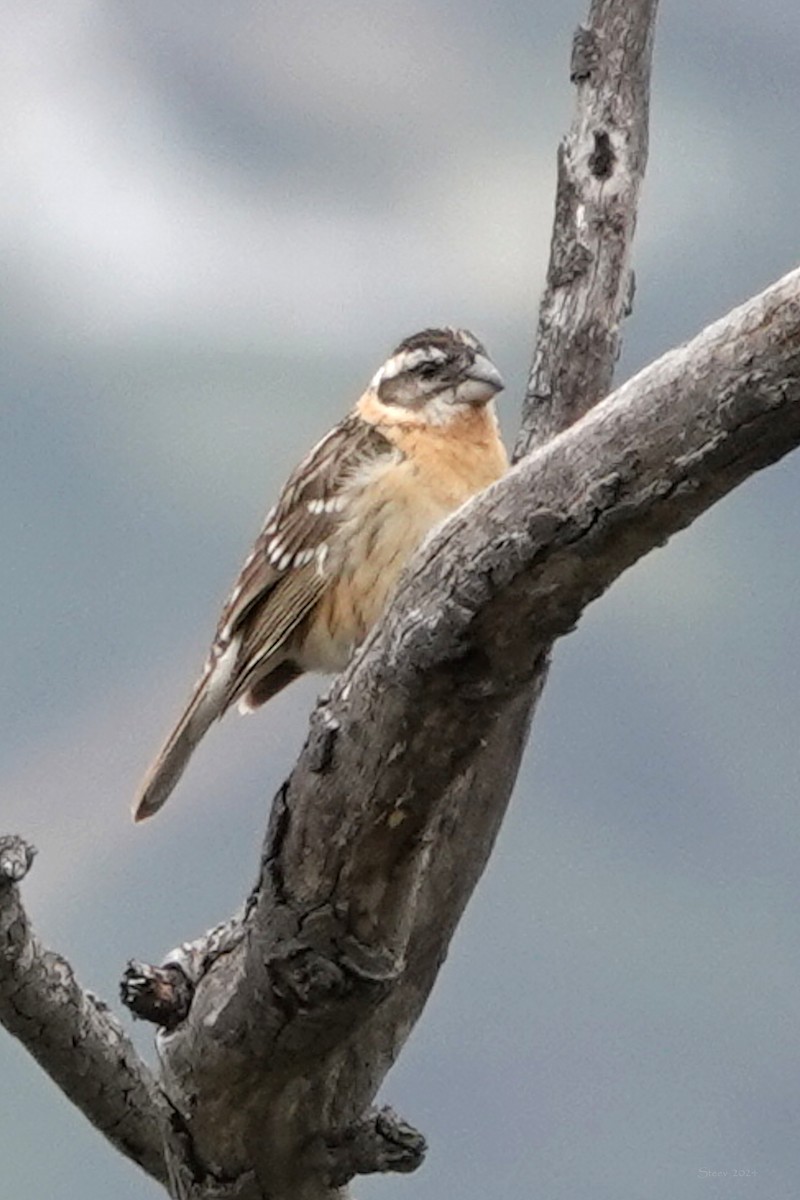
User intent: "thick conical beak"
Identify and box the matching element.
[457,354,505,404]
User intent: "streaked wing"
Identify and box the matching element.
[230,565,325,700]
[212,413,395,696]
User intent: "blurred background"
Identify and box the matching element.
[2,1,800,1197]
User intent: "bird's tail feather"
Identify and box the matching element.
[132,683,220,822]
[132,644,239,822]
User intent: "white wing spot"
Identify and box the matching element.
[308,496,346,515]
[293,548,317,567]
[316,544,329,573]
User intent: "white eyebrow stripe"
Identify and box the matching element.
[370,345,447,389]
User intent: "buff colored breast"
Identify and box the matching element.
[299,403,508,672]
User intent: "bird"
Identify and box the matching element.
[133,327,507,821]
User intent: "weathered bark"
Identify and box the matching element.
[1,0,650,1193]
[0,836,174,1188]
[6,2,799,1198]
[151,262,800,1199]
[518,0,657,455]
[143,4,661,1196]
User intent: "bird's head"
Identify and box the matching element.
[367,327,504,422]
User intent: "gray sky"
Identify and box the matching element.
[2,3,800,1198]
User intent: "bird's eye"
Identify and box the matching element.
[417,360,440,380]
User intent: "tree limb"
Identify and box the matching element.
[0,835,172,1188]
[518,0,659,456]
[23,3,800,1199]
[128,2,664,1196]
[151,256,800,1196]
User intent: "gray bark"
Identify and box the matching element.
[519,0,657,454]
[155,260,800,1199]
[0,836,175,1189]
[5,1,800,1198]
[150,6,660,1194]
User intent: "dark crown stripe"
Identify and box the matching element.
[392,327,485,358]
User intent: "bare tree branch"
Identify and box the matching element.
[126,5,661,1196]
[7,255,798,1200]
[0,0,710,1192]
[518,0,659,455]
[149,256,800,1197]
[13,4,799,1200]
[0,835,172,1188]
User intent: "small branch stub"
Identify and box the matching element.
[121,960,194,1031]
[0,835,36,886]
[325,1106,427,1187]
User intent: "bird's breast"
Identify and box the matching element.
[298,415,507,673]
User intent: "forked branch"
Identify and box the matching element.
[8,4,799,1200]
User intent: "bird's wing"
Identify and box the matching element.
[133,413,395,822]
[210,413,396,697]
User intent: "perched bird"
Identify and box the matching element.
[133,327,507,821]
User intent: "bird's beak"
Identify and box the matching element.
[457,354,505,405]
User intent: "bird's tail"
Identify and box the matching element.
[132,646,238,822]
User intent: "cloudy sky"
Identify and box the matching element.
[3,2,800,1198]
